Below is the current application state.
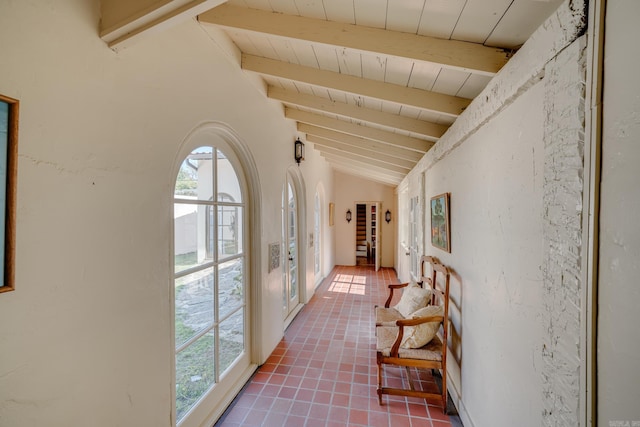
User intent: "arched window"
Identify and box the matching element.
[173,146,247,425]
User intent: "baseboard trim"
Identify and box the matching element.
[458,399,476,427]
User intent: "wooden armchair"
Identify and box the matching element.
[374,256,440,327]
[376,262,451,412]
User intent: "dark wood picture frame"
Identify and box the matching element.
[0,94,19,293]
[430,192,450,253]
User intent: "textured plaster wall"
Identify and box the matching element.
[541,37,587,427]
[396,1,589,426]
[598,0,640,424]
[424,82,546,427]
[0,0,334,425]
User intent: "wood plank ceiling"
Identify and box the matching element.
[198,0,563,186]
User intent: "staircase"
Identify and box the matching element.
[355,204,368,258]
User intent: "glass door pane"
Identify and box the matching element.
[174,145,248,426]
[287,182,298,308]
[314,193,320,278]
[282,178,300,318]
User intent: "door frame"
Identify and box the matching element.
[313,184,326,287]
[170,122,263,427]
[354,200,382,270]
[283,166,307,327]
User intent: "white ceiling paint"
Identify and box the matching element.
[198,0,563,185]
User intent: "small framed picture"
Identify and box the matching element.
[430,193,450,253]
[329,202,335,226]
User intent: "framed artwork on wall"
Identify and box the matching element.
[329,202,335,226]
[430,193,450,253]
[0,93,19,294]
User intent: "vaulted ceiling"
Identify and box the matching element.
[101,0,563,186]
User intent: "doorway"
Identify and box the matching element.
[355,202,380,270]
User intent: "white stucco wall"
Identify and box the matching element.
[598,0,640,424]
[0,1,334,425]
[395,2,590,426]
[333,171,396,267]
[425,79,546,426]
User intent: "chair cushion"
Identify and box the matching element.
[393,284,432,317]
[375,306,404,326]
[376,326,443,361]
[401,305,443,349]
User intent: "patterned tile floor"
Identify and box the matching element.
[215,265,458,427]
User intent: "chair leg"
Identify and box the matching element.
[441,368,447,414]
[376,354,383,405]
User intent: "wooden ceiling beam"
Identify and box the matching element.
[323,155,404,178]
[322,156,403,185]
[325,157,403,182]
[300,124,424,162]
[326,156,404,178]
[290,110,433,153]
[242,54,469,118]
[308,136,417,169]
[101,0,226,50]
[269,87,448,140]
[314,146,410,174]
[198,3,509,75]
[332,167,400,186]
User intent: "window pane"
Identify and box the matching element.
[175,331,216,422]
[174,204,214,274]
[175,147,213,201]
[217,150,242,203]
[218,258,244,319]
[289,256,297,300]
[175,268,215,349]
[218,206,242,259]
[219,309,244,376]
[174,144,248,426]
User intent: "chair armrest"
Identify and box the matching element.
[376,320,399,327]
[389,315,444,356]
[396,315,444,327]
[384,282,409,308]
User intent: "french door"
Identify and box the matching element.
[173,145,249,427]
[283,177,300,318]
[313,192,322,284]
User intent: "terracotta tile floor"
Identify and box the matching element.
[216,265,458,427]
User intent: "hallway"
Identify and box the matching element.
[216,266,456,427]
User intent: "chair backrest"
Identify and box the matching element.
[429,262,450,345]
[419,255,439,288]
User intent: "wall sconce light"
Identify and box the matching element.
[385,209,391,223]
[346,209,352,223]
[294,138,305,165]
